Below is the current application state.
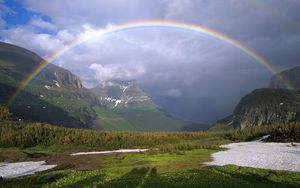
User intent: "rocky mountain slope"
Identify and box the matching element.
[0,42,98,128]
[211,66,300,130]
[90,80,187,131]
[211,89,300,130]
[0,42,83,89]
[0,42,185,131]
[91,80,151,108]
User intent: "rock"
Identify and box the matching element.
[39,65,83,89]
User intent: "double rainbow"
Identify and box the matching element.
[8,20,293,104]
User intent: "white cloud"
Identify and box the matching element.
[30,18,57,31]
[1,23,105,58]
[56,30,75,43]
[2,26,64,57]
[89,63,145,83]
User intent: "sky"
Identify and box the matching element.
[1,0,300,123]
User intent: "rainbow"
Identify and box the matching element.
[8,20,294,104]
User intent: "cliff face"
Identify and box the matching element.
[39,64,83,89]
[212,89,300,130]
[233,89,299,129]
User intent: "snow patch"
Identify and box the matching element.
[104,97,123,107]
[205,138,300,172]
[70,149,149,156]
[115,100,122,107]
[105,97,114,102]
[44,85,51,90]
[226,120,233,126]
[0,161,56,179]
[122,86,129,92]
[53,80,60,87]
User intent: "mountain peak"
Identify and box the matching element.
[91,80,150,107]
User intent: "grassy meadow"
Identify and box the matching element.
[1,120,300,187]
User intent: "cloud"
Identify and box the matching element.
[24,0,167,28]
[160,88,182,97]
[164,0,195,21]
[2,26,64,57]
[30,18,57,31]
[89,63,145,83]
[2,0,300,123]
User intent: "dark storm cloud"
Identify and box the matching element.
[2,0,300,123]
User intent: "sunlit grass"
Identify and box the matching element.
[2,150,300,188]
[102,149,214,176]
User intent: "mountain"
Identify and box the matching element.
[270,66,300,90]
[0,42,99,128]
[0,41,187,131]
[210,88,300,130]
[90,80,187,131]
[211,66,300,130]
[91,80,152,108]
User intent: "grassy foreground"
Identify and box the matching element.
[1,122,300,187]
[2,150,300,188]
